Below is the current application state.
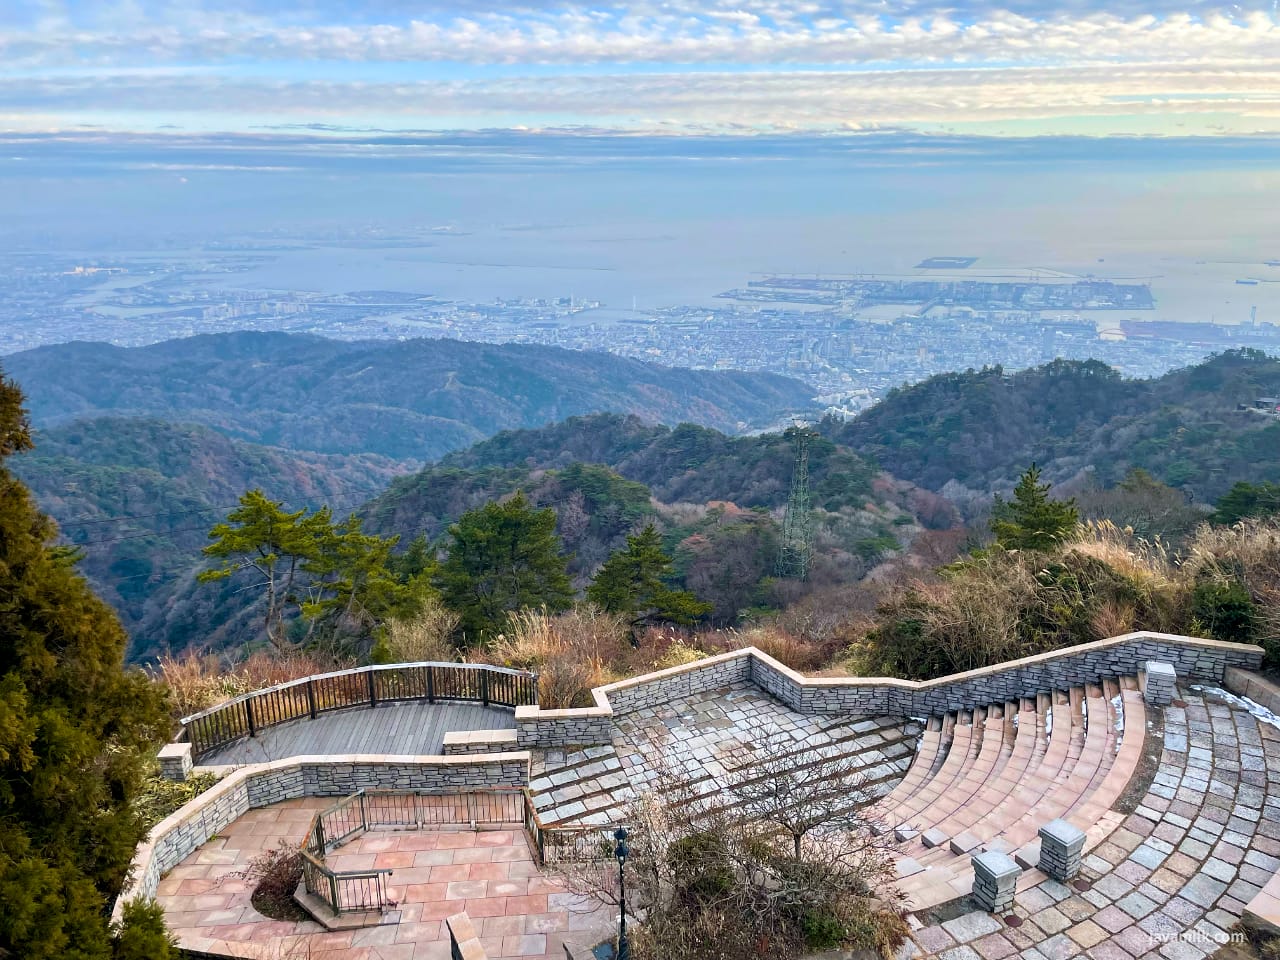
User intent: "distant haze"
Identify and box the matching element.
[3,132,1279,323]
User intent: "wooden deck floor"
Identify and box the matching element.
[198,701,517,765]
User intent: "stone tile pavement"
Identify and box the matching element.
[156,798,612,959]
[900,684,1280,958]
[529,681,921,827]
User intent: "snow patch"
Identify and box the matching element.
[1111,694,1125,753]
[1190,685,1280,731]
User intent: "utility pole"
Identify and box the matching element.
[776,423,815,581]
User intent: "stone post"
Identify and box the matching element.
[157,742,193,782]
[1038,818,1086,881]
[1143,661,1176,706]
[972,850,1021,913]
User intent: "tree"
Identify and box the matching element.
[111,899,178,960]
[437,493,574,642]
[990,464,1079,551]
[721,733,877,860]
[200,492,412,649]
[551,755,905,960]
[587,524,710,629]
[0,368,170,959]
[1212,481,1280,526]
[199,491,335,648]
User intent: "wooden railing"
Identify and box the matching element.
[181,662,538,760]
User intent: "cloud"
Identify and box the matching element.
[0,0,1277,135]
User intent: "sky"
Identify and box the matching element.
[1,0,1278,138]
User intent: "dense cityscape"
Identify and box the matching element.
[6,248,1280,420]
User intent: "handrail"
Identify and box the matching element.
[181,661,536,724]
[181,661,538,760]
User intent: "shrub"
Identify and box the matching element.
[112,899,178,960]
[134,769,221,831]
[1191,579,1256,644]
[235,841,306,922]
[154,648,346,718]
[373,600,460,664]
[490,607,626,707]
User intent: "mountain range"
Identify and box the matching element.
[4,332,813,461]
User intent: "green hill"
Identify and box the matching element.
[831,350,1280,502]
[12,417,410,658]
[4,332,814,461]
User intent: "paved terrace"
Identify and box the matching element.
[896,681,1280,958]
[528,681,921,827]
[200,703,517,766]
[157,798,612,960]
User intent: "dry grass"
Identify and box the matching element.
[380,601,460,663]
[154,648,348,719]
[489,607,628,707]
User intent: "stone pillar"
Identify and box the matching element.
[157,742,193,782]
[1038,818,1086,881]
[972,850,1021,913]
[1143,661,1177,706]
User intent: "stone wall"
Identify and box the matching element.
[514,705,613,748]
[114,752,529,919]
[511,633,1264,748]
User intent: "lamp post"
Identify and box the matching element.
[614,826,630,960]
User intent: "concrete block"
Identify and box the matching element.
[157,742,193,781]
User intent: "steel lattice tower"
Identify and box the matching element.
[776,425,815,580]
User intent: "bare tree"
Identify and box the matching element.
[719,732,882,860]
[551,747,906,960]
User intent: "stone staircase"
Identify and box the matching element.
[873,674,1148,910]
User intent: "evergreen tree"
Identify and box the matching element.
[438,493,573,642]
[0,369,169,959]
[1212,481,1280,526]
[112,899,178,960]
[587,524,709,628]
[990,464,1079,551]
[201,492,412,648]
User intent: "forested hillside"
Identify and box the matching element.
[12,417,410,658]
[5,332,814,460]
[833,350,1280,502]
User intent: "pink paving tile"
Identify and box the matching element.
[445,880,489,900]
[411,943,452,959]
[524,913,569,934]
[451,846,494,864]
[395,834,440,852]
[487,879,530,898]
[394,921,444,944]
[413,850,459,867]
[478,915,526,937]
[374,851,418,869]
[476,831,516,847]
[467,861,511,881]
[436,832,480,849]
[428,863,471,882]
[404,882,450,903]
[369,946,417,959]
[464,896,511,918]
[490,846,531,863]
[505,895,549,916]
[419,899,462,921]
[501,934,548,957]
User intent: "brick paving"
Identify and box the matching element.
[528,681,921,827]
[156,799,612,959]
[902,684,1280,958]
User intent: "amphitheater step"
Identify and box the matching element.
[886,674,1148,912]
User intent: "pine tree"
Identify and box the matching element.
[438,493,574,642]
[0,368,169,959]
[587,524,709,628]
[990,464,1080,551]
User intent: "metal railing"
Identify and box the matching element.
[181,662,538,760]
[522,791,618,866]
[298,785,616,916]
